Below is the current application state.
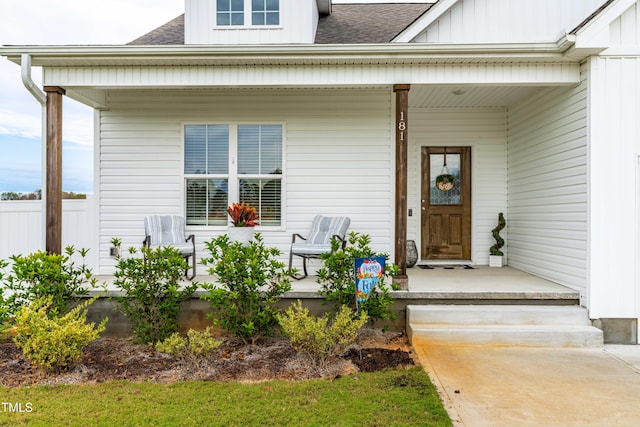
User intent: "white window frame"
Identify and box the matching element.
[214,0,280,28]
[182,121,286,231]
[215,0,245,26]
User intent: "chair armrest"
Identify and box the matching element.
[143,235,151,247]
[332,234,348,249]
[291,233,307,243]
[186,234,195,252]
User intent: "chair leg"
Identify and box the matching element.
[184,255,196,281]
[289,253,307,280]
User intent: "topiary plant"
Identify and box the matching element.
[489,212,506,256]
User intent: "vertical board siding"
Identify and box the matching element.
[412,0,602,43]
[506,69,588,301]
[408,108,507,264]
[588,55,640,318]
[97,89,392,274]
[185,0,316,44]
[609,3,640,47]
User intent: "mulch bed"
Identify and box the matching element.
[0,329,417,388]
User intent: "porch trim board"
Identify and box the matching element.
[42,63,581,90]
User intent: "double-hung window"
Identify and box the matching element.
[184,124,283,227]
[216,0,279,26]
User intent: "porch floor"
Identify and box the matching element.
[94,265,579,304]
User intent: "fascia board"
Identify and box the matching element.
[0,42,574,67]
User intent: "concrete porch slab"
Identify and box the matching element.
[94,266,578,301]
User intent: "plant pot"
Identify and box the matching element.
[228,226,255,245]
[489,255,504,267]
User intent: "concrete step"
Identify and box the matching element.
[407,305,592,326]
[407,305,604,348]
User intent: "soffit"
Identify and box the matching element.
[409,85,540,108]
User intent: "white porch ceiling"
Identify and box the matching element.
[409,85,540,108]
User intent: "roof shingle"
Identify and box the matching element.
[315,4,433,44]
[128,14,185,45]
[127,4,433,46]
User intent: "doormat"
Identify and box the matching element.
[417,264,474,270]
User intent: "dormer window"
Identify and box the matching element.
[252,0,279,26]
[215,0,279,27]
[217,0,244,26]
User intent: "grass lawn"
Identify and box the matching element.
[0,367,451,426]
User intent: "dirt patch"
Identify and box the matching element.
[0,329,417,388]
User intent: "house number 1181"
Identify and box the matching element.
[398,111,407,141]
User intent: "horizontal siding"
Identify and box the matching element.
[412,0,602,43]
[97,89,392,274]
[408,108,507,264]
[506,69,588,301]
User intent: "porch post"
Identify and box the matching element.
[393,84,410,290]
[44,86,65,255]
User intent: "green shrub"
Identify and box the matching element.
[316,232,398,323]
[1,246,95,318]
[0,260,11,337]
[155,327,222,367]
[0,293,10,339]
[12,295,107,372]
[200,233,292,344]
[112,243,198,344]
[278,300,368,368]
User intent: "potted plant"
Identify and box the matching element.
[489,212,506,267]
[227,202,259,244]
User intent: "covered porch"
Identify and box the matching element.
[281,265,578,303]
[88,265,580,338]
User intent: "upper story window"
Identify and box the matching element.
[217,0,244,26]
[252,0,279,25]
[216,0,279,27]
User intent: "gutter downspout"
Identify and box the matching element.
[21,54,46,104]
[21,53,47,250]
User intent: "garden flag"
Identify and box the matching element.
[354,257,386,304]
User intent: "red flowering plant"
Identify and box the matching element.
[227,202,259,227]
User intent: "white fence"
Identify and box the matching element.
[0,196,96,268]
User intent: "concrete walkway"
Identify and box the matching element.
[415,344,640,426]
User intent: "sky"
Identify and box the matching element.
[0,0,185,194]
[0,0,433,194]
